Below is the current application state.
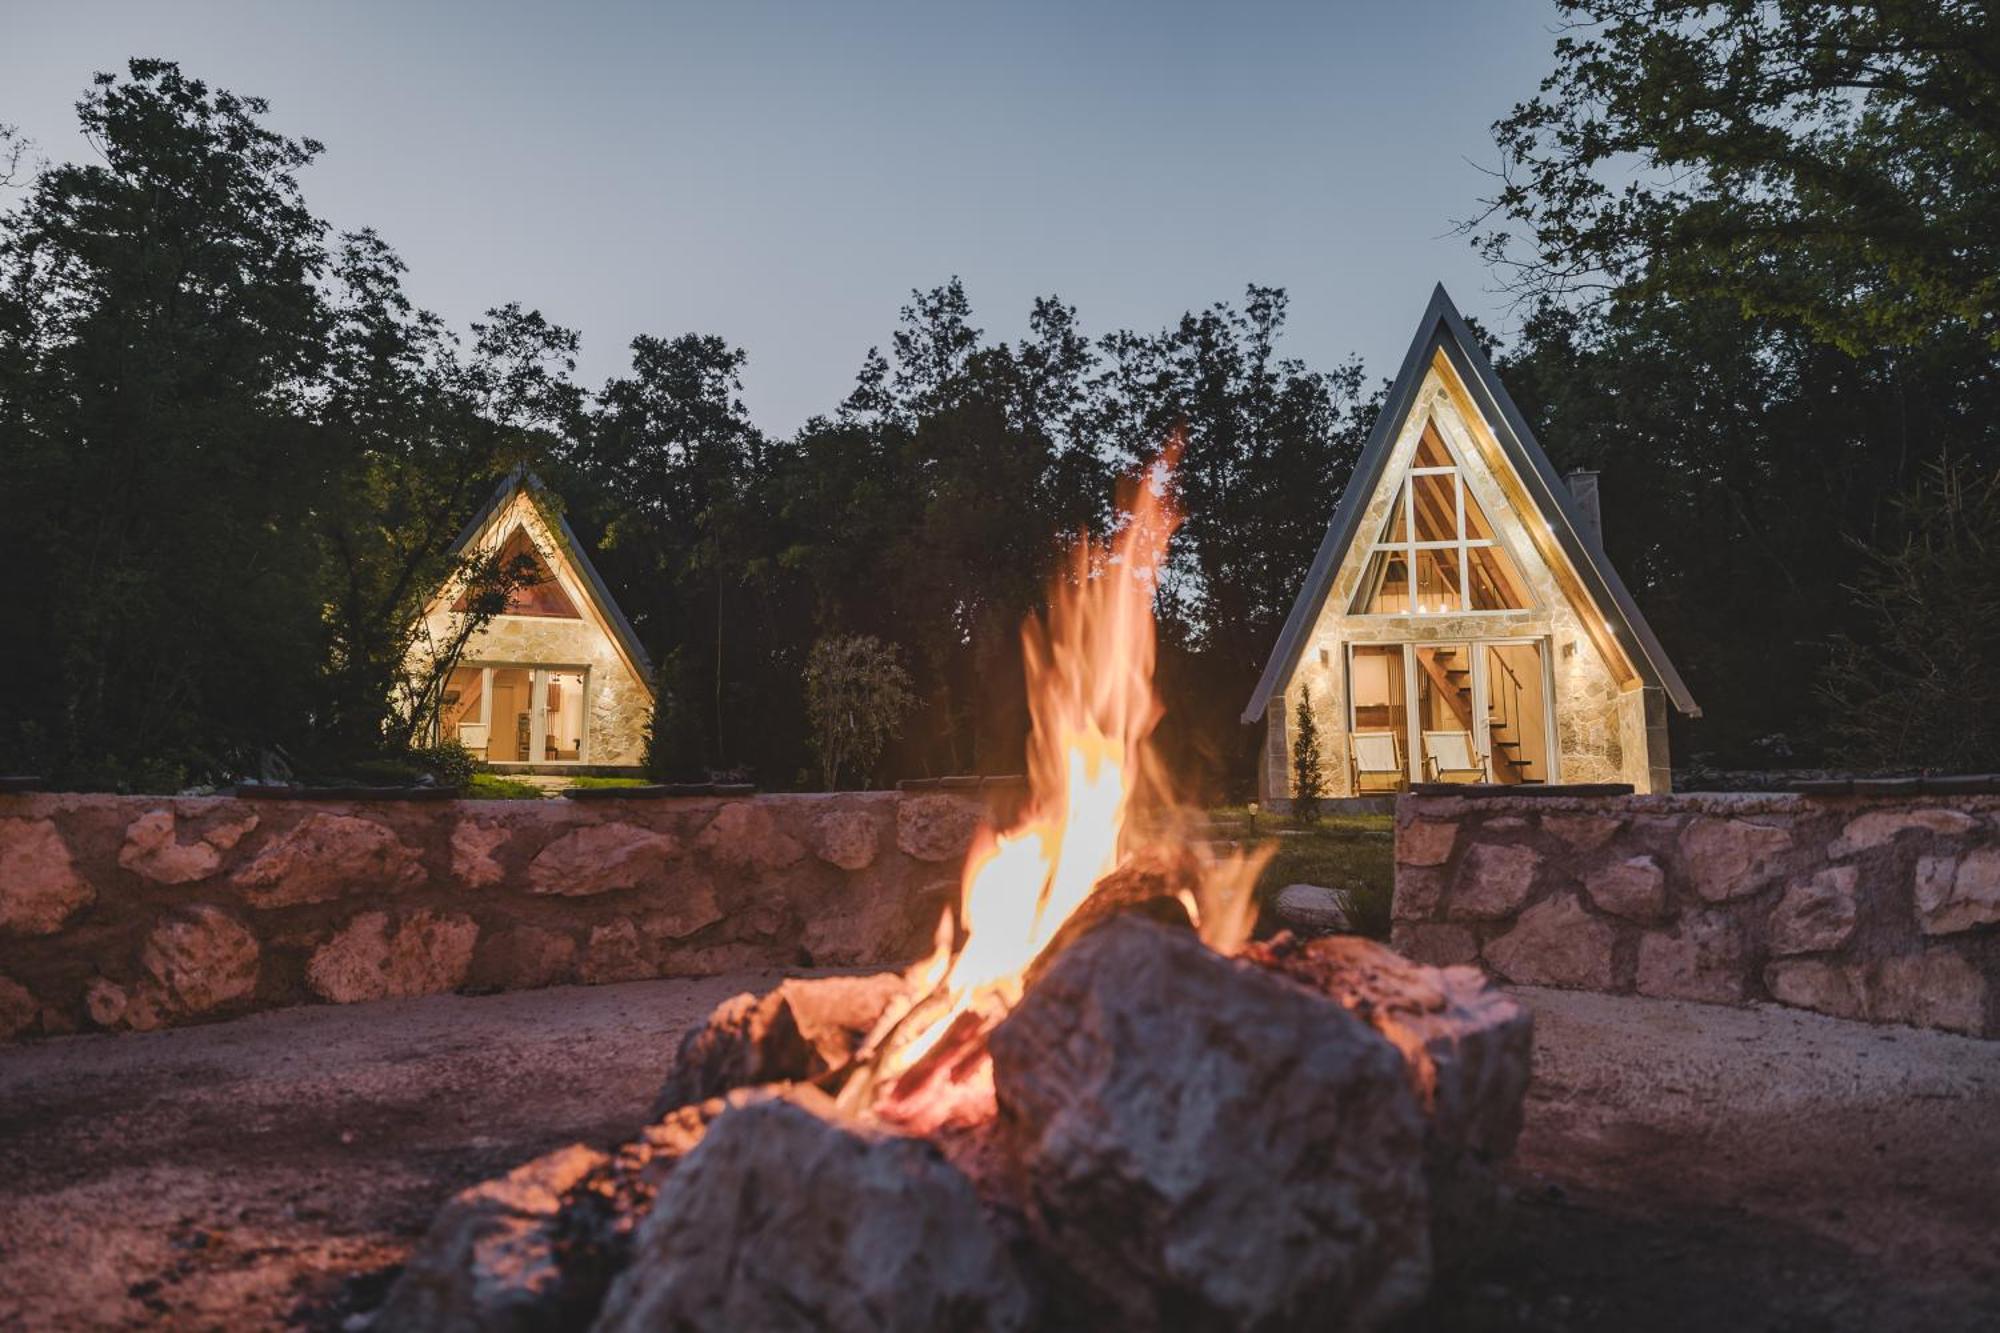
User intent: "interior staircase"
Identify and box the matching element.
[1429,646,1536,784]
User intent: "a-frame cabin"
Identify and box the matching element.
[414,469,655,773]
[1242,286,1697,801]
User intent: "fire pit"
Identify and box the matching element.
[374,452,1532,1331]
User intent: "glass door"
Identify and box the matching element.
[440,664,589,763]
[1414,644,1484,782]
[1347,645,1410,791]
[1482,642,1550,784]
[1346,639,1554,788]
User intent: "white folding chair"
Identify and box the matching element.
[1423,730,1488,784]
[1350,731,1407,794]
[456,722,490,760]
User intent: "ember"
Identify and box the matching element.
[377,451,1533,1332]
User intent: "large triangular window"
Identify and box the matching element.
[454,525,582,619]
[1348,423,1531,615]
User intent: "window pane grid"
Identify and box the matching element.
[1349,425,1530,615]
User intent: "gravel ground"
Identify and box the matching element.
[0,976,1995,1331]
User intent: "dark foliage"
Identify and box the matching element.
[1485,2,2000,769]
[12,14,2000,792]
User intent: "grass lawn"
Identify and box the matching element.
[564,775,654,790]
[464,773,548,800]
[1206,806,1395,940]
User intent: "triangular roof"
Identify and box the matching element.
[1241,285,1697,724]
[445,467,655,688]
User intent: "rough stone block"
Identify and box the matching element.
[695,802,805,872]
[652,972,906,1116]
[1482,895,1617,991]
[990,917,1431,1330]
[1765,959,1860,1021]
[85,977,129,1028]
[118,810,223,885]
[893,795,983,863]
[596,1089,1033,1333]
[1769,866,1859,955]
[1451,843,1540,919]
[472,925,577,990]
[1917,847,2000,936]
[374,1143,609,1333]
[1389,921,1480,967]
[1245,935,1533,1269]
[812,808,880,871]
[1636,909,1749,1003]
[1768,952,1987,1035]
[1541,813,1622,852]
[1272,882,1352,932]
[140,904,260,1014]
[232,813,424,908]
[307,909,479,1003]
[0,818,94,936]
[581,918,654,984]
[1834,807,1977,856]
[1584,854,1666,921]
[1391,867,1445,922]
[1868,951,1989,1036]
[528,823,679,896]
[1399,818,1458,867]
[1677,817,1791,902]
[450,819,510,890]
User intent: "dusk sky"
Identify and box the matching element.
[5,1,1565,434]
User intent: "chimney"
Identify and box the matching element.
[1566,470,1602,548]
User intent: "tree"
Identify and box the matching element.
[1292,686,1326,825]
[0,61,592,786]
[570,332,776,774]
[0,60,332,786]
[316,237,582,760]
[804,635,915,790]
[1476,1,2000,353]
[1484,7,2000,766]
[1099,287,1375,796]
[1820,458,2000,771]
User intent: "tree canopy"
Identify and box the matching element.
[7,24,1998,790]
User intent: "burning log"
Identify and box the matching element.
[650,972,909,1116]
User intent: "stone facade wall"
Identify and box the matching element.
[1391,792,2000,1038]
[0,790,991,1043]
[1259,363,1665,802]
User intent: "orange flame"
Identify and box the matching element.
[869,443,1269,1084]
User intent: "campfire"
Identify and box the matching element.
[375,452,1534,1333]
[838,447,1268,1131]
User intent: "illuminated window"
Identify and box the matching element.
[1349,423,1530,615]
[454,526,582,619]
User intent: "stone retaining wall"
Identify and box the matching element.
[0,790,992,1042]
[1390,792,2000,1037]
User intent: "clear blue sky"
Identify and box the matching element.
[3,1,1563,435]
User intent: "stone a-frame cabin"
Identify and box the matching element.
[1244,286,1697,802]
[415,470,655,773]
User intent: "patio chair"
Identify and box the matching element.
[1350,731,1406,794]
[1423,730,1488,783]
[456,722,490,760]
